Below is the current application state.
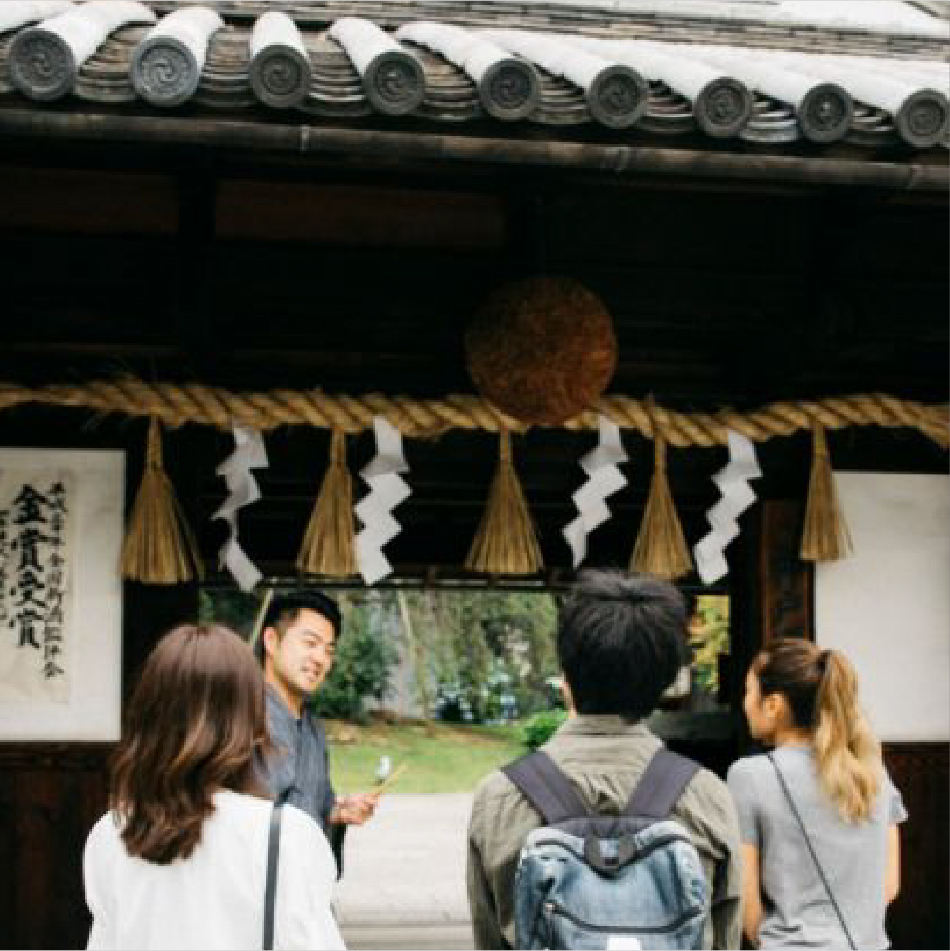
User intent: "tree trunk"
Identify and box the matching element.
[397,591,430,717]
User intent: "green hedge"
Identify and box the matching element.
[522,709,568,749]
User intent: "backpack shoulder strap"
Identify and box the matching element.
[502,750,591,824]
[623,748,700,819]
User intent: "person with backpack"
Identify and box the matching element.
[466,569,742,950]
[727,639,906,950]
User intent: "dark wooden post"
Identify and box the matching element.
[884,743,949,950]
[732,499,813,756]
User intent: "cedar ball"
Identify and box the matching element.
[465,277,618,425]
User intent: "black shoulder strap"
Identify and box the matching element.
[502,750,591,824]
[623,748,700,819]
[263,803,283,951]
[767,753,856,950]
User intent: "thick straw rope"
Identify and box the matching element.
[0,381,946,448]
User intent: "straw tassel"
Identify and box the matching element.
[800,425,853,562]
[630,434,692,580]
[121,417,203,584]
[297,430,358,577]
[465,430,543,575]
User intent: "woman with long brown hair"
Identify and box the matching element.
[727,638,905,950]
[83,623,344,950]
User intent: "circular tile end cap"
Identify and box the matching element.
[896,89,949,149]
[364,50,425,116]
[479,57,539,121]
[131,36,201,108]
[587,65,648,129]
[9,28,78,102]
[250,45,312,109]
[696,77,753,138]
[797,83,853,144]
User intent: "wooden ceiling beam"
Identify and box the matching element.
[0,108,946,192]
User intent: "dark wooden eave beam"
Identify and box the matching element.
[0,108,946,192]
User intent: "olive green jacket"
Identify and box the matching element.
[466,715,742,950]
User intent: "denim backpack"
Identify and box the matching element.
[502,748,709,950]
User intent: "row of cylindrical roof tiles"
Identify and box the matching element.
[1,1,948,147]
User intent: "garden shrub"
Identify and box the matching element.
[522,709,568,749]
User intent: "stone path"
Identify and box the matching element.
[334,793,475,950]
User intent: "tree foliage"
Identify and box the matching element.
[404,589,559,723]
[199,585,559,724]
[522,709,568,749]
[310,591,399,722]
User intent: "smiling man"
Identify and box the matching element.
[257,593,379,869]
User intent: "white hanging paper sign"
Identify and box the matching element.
[355,509,402,549]
[563,517,587,569]
[562,415,627,568]
[355,417,411,585]
[360,419,410,478]
[693,431,761,585]
[721,430,762,480]
[218,537,262,594]
[693,534,730,582]
[0,449,123,742]
[0,468,76,704]
[705,508,740,544]
[574,465,627,530]
[355,473,411,517]
[354,539,393,587]
[212,424,268,592]
[581,419,627,474]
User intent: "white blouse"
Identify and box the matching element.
[83,789,346,950]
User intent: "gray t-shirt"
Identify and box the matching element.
[727,746,907,950]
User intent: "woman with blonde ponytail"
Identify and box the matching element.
[727,638,905,949]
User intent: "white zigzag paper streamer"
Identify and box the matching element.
[355,417,411,585]
[562,415,627,568]
[693,430,762,585]
[212,423,268,592]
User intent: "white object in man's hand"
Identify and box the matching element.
[375,755,392,784]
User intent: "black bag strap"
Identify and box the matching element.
[263,803,283,951]
[502,750,591,824]
[623,747,699,819]
[767,753,856,950]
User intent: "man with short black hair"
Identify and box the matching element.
[466,569,741,949]
[257,592,378,863]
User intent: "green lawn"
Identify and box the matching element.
[326,718,526,795]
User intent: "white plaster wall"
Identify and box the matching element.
[815,472,949,742]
